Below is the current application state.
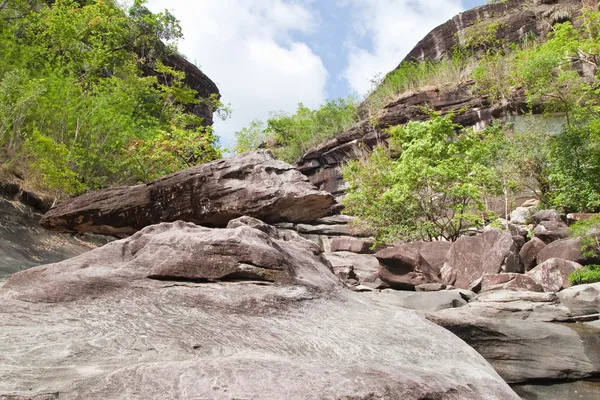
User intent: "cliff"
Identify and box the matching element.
[297,0,585,198]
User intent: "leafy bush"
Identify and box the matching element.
[342,114,503,244]
[568,214,600,257]
[569,265,600,285]
[233,98,358,163]
[0,0,223,197]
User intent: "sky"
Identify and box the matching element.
[145,0,487,148]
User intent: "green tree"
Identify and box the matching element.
[342,114,502,243]
[233,120,268,154]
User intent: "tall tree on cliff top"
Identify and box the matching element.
[0,0,222,197]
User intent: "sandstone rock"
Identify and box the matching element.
[520,199,539,208]
[519,237,547,271]
[558,283,600,316]
[400,241,453,276]
[457,290,572,322]
[416,283,448,292]
[526,258,582,293]
[429,311,600,383]
[322,252,381,288]
[441,229,522,289]
[478,273,543,293]
[0,226,520,399]
[532,209,563,225]
[567,213,599,225]
[537,238,586,265]
[0,197,112,279]
[376,245,441,290]
[2,220,342,303]
[509,206,535,224]
[363,289,469,312]
[533,220,569,243]
[513,380,600,400]
[41,151,334,236]
[330,237,374,254]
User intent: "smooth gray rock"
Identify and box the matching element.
[441,229,522,289]
[0,197,112,279]
[510,207,535,225]
[429,311,600,383]
[513,380,600,400]
[362,289,470,312]
[323,252,381,287]
[0,223,519,399]
[444,290,572,322]
[558,283,600,316]
[330,236,375,254]
[532,209,562,224]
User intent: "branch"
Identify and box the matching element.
[0,0,9,12]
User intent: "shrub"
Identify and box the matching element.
[569,265,600,285]
[342,114,503,244]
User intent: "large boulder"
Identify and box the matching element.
[558,283,600,316]
[519,237,546,271]
[526,258,582,293]
[509,206,535,225]
[477,273,544,293]
[40,151,335,236]
[533,220,569,243]
[429,311,600,384]
[376,245,441,290]
[323,251,382,288]
[447,290,572,322]
[329,236,375,254]
[537,238,600,266]
[0,221,520,399]
[401,241,453,276]
[441,229,522,289]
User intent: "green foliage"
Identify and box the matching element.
[568,214,600,258]
[233,97,358,163]
[342,114,503,243]
[569,265,600,285]
[462,22,506,52]
[233,120,268,155]
[365,51,473,117]
[0,0,222,196]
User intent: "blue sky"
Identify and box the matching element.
[145,0,487,147]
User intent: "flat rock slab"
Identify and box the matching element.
[0,288,519,399]
[429,311,600,383]
[40,151,334,236]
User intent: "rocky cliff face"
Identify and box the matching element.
[297,0,585,199]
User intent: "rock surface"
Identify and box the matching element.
[376,244,441,290]
[526,258,582,293]
[40,151,335,236]
[477,273,544,294]
[429,310,600,383]
[0,221,520,400]
[441,229,522,289]
[520,237,547,271]
[323,251,382,288]
[0,196,112,279]
[537,238,600,265]
[558,283,600,316]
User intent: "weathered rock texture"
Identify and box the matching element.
[376,245,441,290]
[295,0,585,199]
[41,151,334,236]
[441,229,522,289]
[430,310,600,384]
[0,194,112,279]
[526,258,582,293]
[0,221,519,400]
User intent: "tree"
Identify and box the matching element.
[342,114,502,244]
[233,120,268,154]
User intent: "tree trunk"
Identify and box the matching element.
[0,0,9,12]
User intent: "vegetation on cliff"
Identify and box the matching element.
[0,0,223,197]
[343,9,600,243]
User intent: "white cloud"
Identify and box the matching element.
[342,0,464,95]
[145,0,327,149]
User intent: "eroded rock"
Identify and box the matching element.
[526,258,582,293]
[441,229,522,289]
[376,245,441,290]
[41,151,334,236]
